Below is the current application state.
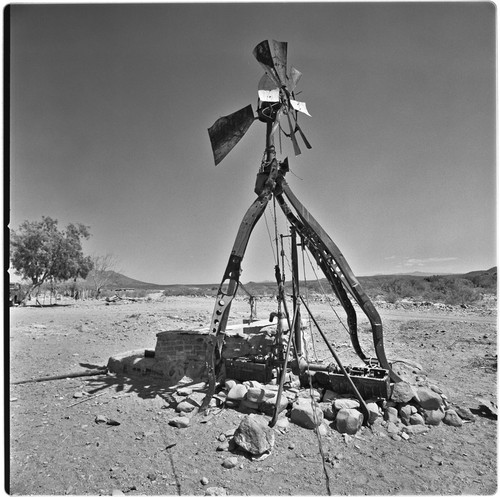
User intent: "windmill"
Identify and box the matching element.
[202,40,401,424]
[208,39,311,166]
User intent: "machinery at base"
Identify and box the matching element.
[202,40,402,424]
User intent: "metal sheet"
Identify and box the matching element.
[290,99,311,116]
[288,66,302,92]
[253,40,281,86]
[270,40,288,85]
[208,104,255,165]
[258,89,280,102]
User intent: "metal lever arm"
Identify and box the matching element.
[277,179,401,383]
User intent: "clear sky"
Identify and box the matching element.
[8,2,496,285]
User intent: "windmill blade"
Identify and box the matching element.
[288,66,302,92]
[296,122,312,149]
[270,40,288,85]
[290,99,311,117]
[258,73,280,102]
[285,111,302,156]
[290,112,312,150]
[208,104,255,165]
[253,40,283,87]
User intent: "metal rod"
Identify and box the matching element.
[269,303,300,428]
[291,226,302,356]
[299,295,372,425]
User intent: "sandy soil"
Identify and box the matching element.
[8,295,497,495]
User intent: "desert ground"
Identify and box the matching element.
[8,294,497,495]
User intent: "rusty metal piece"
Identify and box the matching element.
[208,105,255,165]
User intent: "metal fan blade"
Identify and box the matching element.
[296,122,312,150]
[258,73,280,102]
[285,111,301,156]
[270,40,288,85]
[288,67,302,92]
[253,40,282,87]
[290,99,311,117]
[208,105,255,165]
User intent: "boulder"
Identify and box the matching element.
[290,398,324,429]
[334,398,360,411]
[391,381,416,403]
[409,413,425,425]
[322,389,341,403]
[175,400,197,413]
[227,384,248,402]
[399,404,413,425]
[321,403,335,421]
[233,414,275,455]
[384,406,399,424]
[443,409,463,427]
[423,408,445,425]
[205,487,227,496]
[454,405,476,422]
[335,408,363,435]
[402,424,429,435]
[416,387,443,410]
[366,402,381,424]
[221,457,238,469]
[246,387,265,403]
[260,394,289,416]
[169,417,190,428]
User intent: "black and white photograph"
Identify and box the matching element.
[7,2,497,495]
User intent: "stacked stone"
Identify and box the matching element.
[316,380,468,438]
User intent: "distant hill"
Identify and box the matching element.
[105,267,496,303]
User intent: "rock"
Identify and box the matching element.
[321,403,335,421]
[246,387,265,403]
[423,408,445,426]
[334,398,360,411]
[95,415,107,424]
[400,431,410,440]
[111,489,125,495]
[429,384,443,395]
[73,392,84,399]
[275,417,290,432]
[233,414,275,455]
[366,402,381,424]
[399,404,413,425]
[335,408,363,435]
[205,487,227,496]
[169,417,190,428]
[297,389,322,402]
[384,406,399,424]
[322,389,341,403]
[391,381,416,403]
[176,386,193,396]
[443,409,463,427]
[409,413,425,425]
[476,397,498,416]
[221,457,238,469]
[318,423,330,437]
[454,405,476,421]
[187,391,206,407]
[225,380,238,391]
[291,398,324,429]
[176,400,197,413]
[416,387,443,410]
[402,424,429,435]
[260,394,289,416]
[201,477,209,485]
[227,384,248,401]
[216,440,230,451]
[386,421,400,434]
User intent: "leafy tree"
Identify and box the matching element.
[10,216,93,304]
